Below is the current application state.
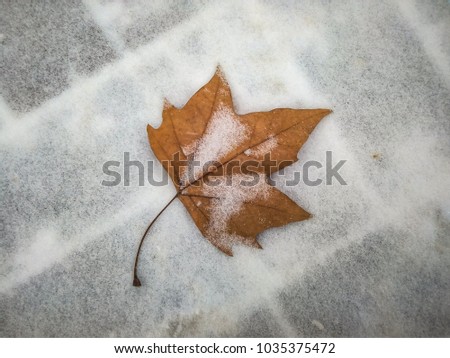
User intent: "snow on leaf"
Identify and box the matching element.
[135,67,331,286]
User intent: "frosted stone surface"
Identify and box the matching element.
[1,0,449,337]
[0,0,117,112]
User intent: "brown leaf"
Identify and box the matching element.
[146,67,331,256]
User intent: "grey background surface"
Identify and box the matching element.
[1,0,449,337]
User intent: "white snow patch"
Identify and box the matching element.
[195,173,270,245]
[246,136,278,157]
[181,106,250,185]
[312,319,325,331]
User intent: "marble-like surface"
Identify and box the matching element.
[1,0,449,337]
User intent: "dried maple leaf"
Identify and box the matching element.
[133,67,331,286]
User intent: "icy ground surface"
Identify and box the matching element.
[1,0,450,337]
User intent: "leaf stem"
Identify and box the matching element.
[133,192,180,287]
